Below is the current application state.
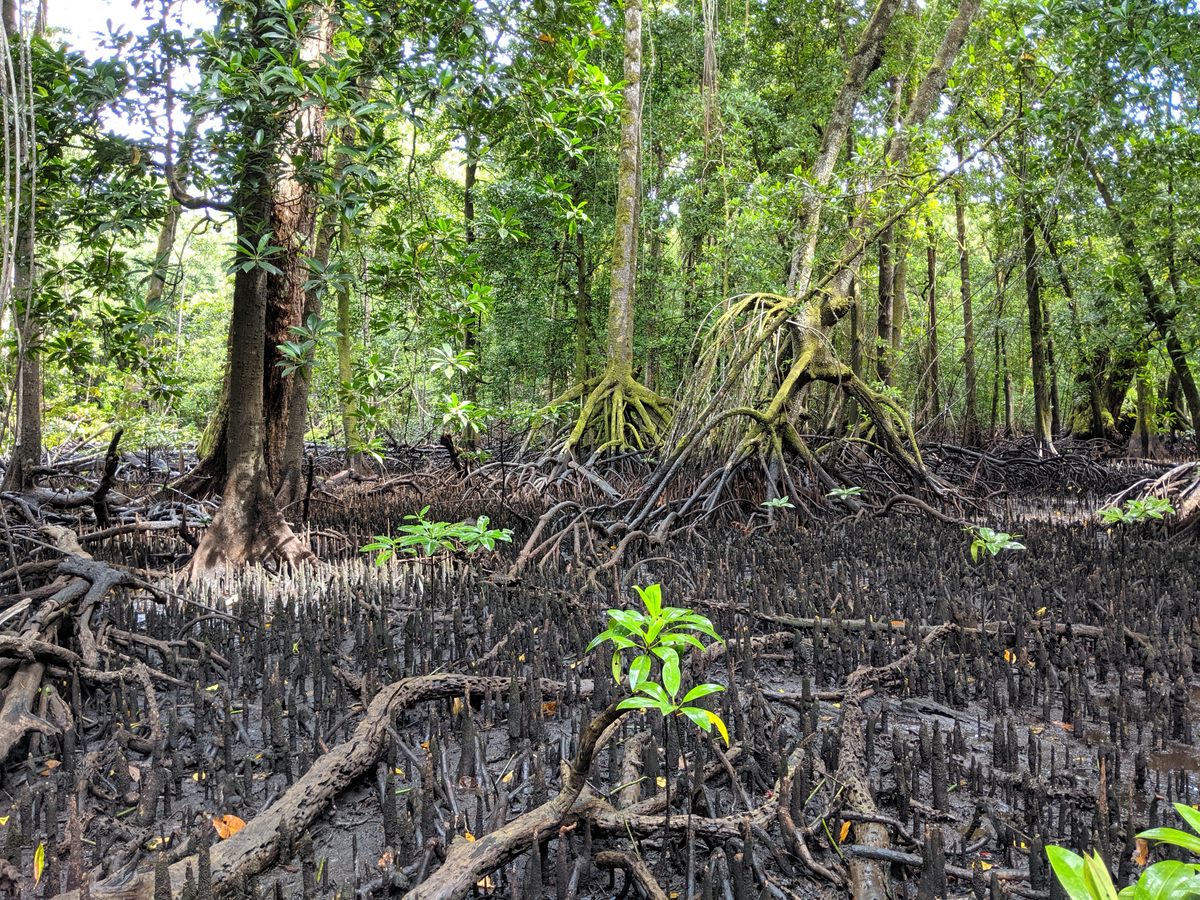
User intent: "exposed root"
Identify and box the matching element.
[536,367,672,456]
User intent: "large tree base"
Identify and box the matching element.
[537,366,672,456]
[188,466,312,577]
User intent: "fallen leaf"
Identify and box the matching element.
[464,831,476,842]
[205,684,220,692]
[451,697,463,717]
[212,814,247,840]
[145,836,165,851]
[0,816,8,826]
[656,776,667,789]
[980,860,993,871]
[889,620,906,628]
[377,850,394,869]
[40,759,61,776]
[1035,607,1047,617]
[33,841,45,885]
[128,765,141,783]
[541,700,558,716]
[1003,649,1016,665]
[476,874,495,891]
[1052,721,1074,732]
[1133,838,1149,867]
[501,771,514,784]
[838,821,852,843]
[393,767,405,777]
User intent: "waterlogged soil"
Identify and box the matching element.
[2,489,1198,900]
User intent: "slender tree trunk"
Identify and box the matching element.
[1019,122,1054,455]
[785,0,904,295]
[2,6,42,492]
[925,230,941,424]
[1034,212,1105,437]
[954,153,978,444]
[462,133,479,404]
[876,225,895,386]
[573,214,589,384]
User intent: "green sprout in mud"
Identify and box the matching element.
[1047,801,1200,899]
[587,583,729,744]
[360,507,512,563]
[826,485,864,502]
[1098,497,1175,527]
[967,525,1026,562]
[761,495,795,510]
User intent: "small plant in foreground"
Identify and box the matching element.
[761,495,794,510]
[1099,497,1175,526]
[360,507,512,564]
[967,525,1026,562]
[1046,801,1200,898]
[827,485,864,502]
[586,583,729,744]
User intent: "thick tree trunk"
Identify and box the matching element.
[605,0,642,375]
[573,214,588,384]
[954,155,978,444]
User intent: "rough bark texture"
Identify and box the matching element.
[954,154,979,444]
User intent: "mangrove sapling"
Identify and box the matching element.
[967,525,1026,562]
[587,583,729,847]
[360,507,512,564]
[1046,801,1200,898]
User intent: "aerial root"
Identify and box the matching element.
[535,368,673,457]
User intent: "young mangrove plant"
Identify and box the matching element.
[967,525,1026,562]
[586,583,729,744]
[1046,801,1200,898]
[1099,497,1176,527]
[361,507,512,564]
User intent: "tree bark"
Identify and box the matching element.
[1018,68,1054,456]
[924,229,941,424]
[954,151,978,444]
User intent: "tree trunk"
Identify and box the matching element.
[1019,132,1054,455]
[875,225,895,386]
[573,211,589,384]
[190,1,328,572]
[954,153,978,444]
[924,231,940,425]
[3,231,40,491]
[605,0,642,375]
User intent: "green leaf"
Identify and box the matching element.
[634,681,671,706]
[679,705,714,733]
[635,583,663,617]
[617,696,661,711]
[682,683,725,703]
[586,629,617,653]
[1133,860,1200,900]
[628,655,652,692]
[1172,803,1200,838]
[1082,851,1119,900]
[658,648,681,698]
[1139,828,1200,855]
[611,650,623,685]
[1046,845,1092,900]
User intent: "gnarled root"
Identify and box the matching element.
[536,366,672,456]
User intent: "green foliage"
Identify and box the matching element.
[360,507,512,563]
[826,486,864,502]
[277,314,340,378]
[1046,803,1200,899]
[1099,497,1176,526]
[586,584,729,744]
[967,526,1026,562]
[761,496,794,510]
